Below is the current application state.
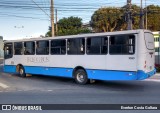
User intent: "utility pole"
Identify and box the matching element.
[127,0,132,30]
[55,9,58,35]
[51,0,54,37]
[145,0,147,29]
[140,0,144,29]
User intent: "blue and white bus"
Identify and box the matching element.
[4,29,156,84]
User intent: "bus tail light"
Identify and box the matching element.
[144,61,146,68]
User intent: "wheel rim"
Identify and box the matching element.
[20,68,24,75]
[76,72,85,83]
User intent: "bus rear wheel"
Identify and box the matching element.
[19,66,26,77]
[74,69,88,85]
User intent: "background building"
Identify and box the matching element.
[153,31,160,64]
[0,36,4,59]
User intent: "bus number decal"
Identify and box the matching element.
[129,57,135,60]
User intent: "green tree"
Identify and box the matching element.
[90,4,160,32]
[120,4,160,31]
[90,5,142,32]
[147,5,160,31]
[45,30,52,37]
[90,7,124,32]
[45,16,91,37]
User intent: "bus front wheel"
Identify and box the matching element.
[74,69,88,85]
[19,66,26,77]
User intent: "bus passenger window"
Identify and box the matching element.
[24,42,35,55]
[36,41,49,55]
[79,38,85,54]
[128,35,135,54]
[14,42,23,55]
[109,35,135,55]
[67,38,85,55]
[87,37,108,55]
[4,43,13,59]
[101,37,108,54]
[51,39,66,55]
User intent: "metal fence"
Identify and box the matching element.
[155,55,160,65]
[153,32,160,65]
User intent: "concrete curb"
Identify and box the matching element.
[155,73,160,76]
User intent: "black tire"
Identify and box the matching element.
[19,66,26,77]
[74,69,88,85]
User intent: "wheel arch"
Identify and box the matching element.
[72,66,87,78]
[16,64,23,73]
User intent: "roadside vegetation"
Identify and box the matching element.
[155,64,160,72]
[46,4,160,36]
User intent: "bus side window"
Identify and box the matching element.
[67,39,77,54]
[87,37,108,55]
[24,42,35,55]
[87,37,101,54]
[128,35,135,54]
[79,38,85,54]
[36,41,49,55]
[4,43,13,59]
[67,38,85,55]
[109,35,135,55]
[51,39,66,55]
[101,37,108,54]
[14,42,23,55]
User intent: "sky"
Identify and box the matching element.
[0,0,159,40]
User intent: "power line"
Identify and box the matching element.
[0,13,50,21]
[31,0,50,18]
[0,0,159,22]
[0,11,50,16]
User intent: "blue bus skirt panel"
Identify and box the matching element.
[86,68,156,81]
[3,65,73,78]
[3,65,156,80]
[24,66,73,78]
[4,65,17,73]
[137,68,156,80]
[86,70,138,80]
